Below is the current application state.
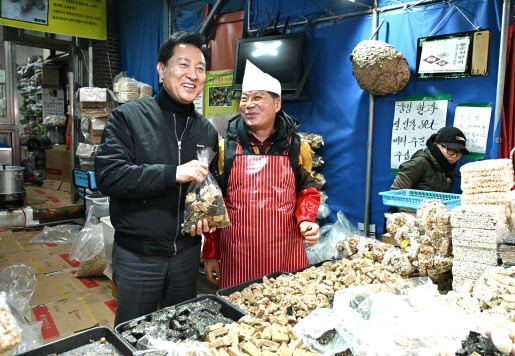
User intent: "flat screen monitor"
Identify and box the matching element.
[232,33,305,92]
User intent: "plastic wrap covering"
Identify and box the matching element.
[29,224,82,244]
[336,234,393,263]
[0,265,36,320]
[306,211,359,264]
[311,171,326,191]
[76,142,98,160]
[0,269,43,354]
[317,203,331,220]
[182,148,230,233]
[295,277,474,356]
[319,190,328,204]
[81,116,107,144]
[43,115,67,126]
[298,132,324,149]
[69,207,106,277]
[138,82,153,99]
[113,72,152,103]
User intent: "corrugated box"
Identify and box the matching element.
[45,150,72,182]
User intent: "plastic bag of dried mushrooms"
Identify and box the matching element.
[182,147,230,233]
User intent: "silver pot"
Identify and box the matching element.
[0,166,25,194]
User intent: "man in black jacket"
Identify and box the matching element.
[95,31,219,326]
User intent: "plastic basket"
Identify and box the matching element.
[216,271,289,297]
[17,326,132,355]
[114,294,246,352]
[379,189,461,210]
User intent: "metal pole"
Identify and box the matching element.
[364,3,378,238]
[247,9,373,35]
[68,70,75,202]
[88,39,93,87]
[493,0,511,139]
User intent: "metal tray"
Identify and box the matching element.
[17,326,132,355]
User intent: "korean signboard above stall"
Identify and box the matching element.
[0,0,106,40]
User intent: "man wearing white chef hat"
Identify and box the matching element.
[202,60,321,288]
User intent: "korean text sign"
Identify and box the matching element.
[391,96,449,173]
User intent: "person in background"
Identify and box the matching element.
[391,126,468,192]
[202,60,321,289]
[384,126,468,233]
[95,31,219,326]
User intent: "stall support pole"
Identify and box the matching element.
[493,0,511,144]
[364,4,378,238]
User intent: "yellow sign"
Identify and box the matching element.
[204,70,239,119]
[0,0,106,40]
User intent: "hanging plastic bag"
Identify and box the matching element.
[182,147,230,234]
[29,224,82,244]
[69,206,106,277]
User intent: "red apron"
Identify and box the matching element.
[219,141,308,288]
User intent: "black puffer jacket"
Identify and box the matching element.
[95,89,219,256]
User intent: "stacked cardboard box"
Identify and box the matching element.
[78,88,116,144]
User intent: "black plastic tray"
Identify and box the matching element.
[17,326,132,355]
[216,271,289,297]
[114,294,247,351]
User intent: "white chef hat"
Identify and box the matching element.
[241,60,281,96]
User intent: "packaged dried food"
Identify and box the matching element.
[70,207,107,277]
[311,149,324,168]
[384,212,417,237]
[311,171,326,191]
[298,132,324,149]
[182,147,230,233]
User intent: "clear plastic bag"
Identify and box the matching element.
[29,224,82,244]
[317,202,331,220]
[294,308,349,356]
[330,277,473,356]
[0,265,37,320]
[76,142,98,159]
[69,207,106,277]
[182,148,230,234]
[306,211,360,264]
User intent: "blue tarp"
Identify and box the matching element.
[117,0,505,235]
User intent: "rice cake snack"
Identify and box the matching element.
[451,204,508,230]
[453,246,498,265]
[460,159,514,194]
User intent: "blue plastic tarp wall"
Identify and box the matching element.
[256,0,504,233]
[116,0,165,93]
[116,0,505,235]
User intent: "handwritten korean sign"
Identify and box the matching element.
[453,105,491,157]
[391,99,448,171]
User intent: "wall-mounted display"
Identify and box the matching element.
[416,30,490,80]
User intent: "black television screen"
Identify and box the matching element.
[232,33,305,92]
